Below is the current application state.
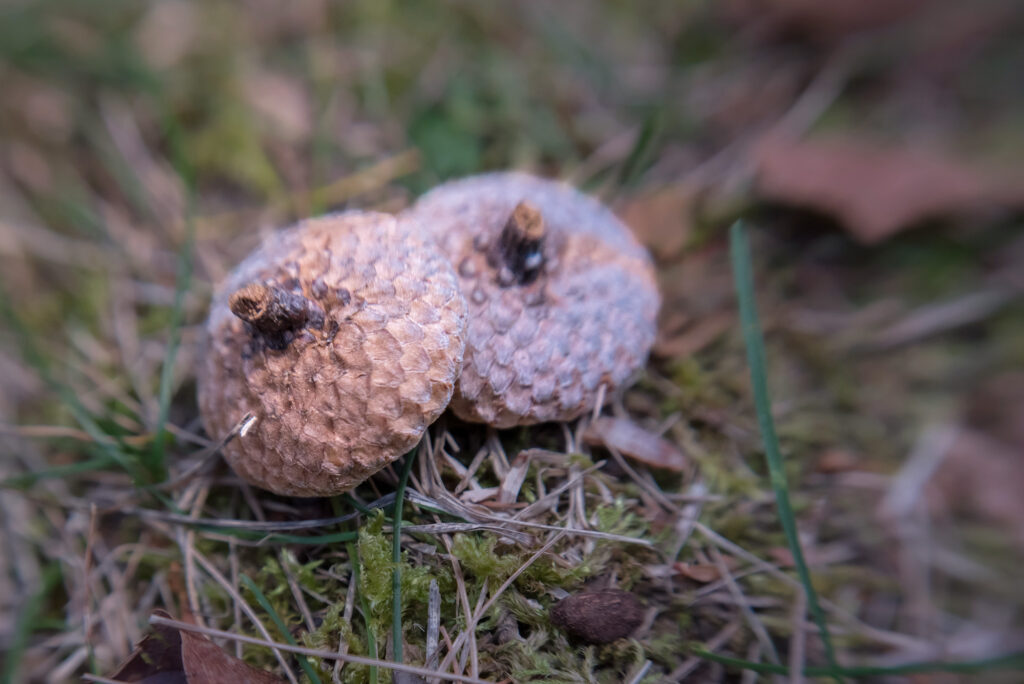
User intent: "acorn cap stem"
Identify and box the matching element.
[497,201,546,285]
[229,283,313,334]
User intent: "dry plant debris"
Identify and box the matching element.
[583,416,689,472]
[2,1,1024,682]
[198,211,467,496]
[406,172,660,427]
[107,609,285,683]
[754,134,1024,243]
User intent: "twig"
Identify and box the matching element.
[709,546,780,665]
[148,614,494,683]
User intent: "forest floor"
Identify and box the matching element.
[1,1,1023,682]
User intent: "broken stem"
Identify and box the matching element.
[229,283,316,335]
[497,201,546,285]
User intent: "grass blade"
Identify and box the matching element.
[729,221,841,678]
[148,102,196,483]
[1,563,62,684]
[348,540,378,684]
[694,648,1024,678]
[391,450,417,664]
[240,574,323,684]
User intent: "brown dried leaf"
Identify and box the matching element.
[615,185,696,262]
[754,134,1024,243]
[725,0,928,41]
[584,416,689,472]
[179,628,285,684]
[814,448,861,474]
[672,562,723,583]
[108,611,186,683]
[242,69,312,144]
[654,309,734,359]
[927,430,1024,550]
[108,610,285,684]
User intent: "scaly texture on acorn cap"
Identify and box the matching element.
[404,172,659,428]
[198,212,467,497]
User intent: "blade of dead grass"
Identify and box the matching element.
[148,614,493,684]
[729,221,841,679]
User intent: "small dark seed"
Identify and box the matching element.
[549,589,643,644]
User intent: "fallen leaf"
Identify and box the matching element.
[754,134,1024,243]
[180,628,285,684]
[108,612,186,683]
[584,417,689,472]
[134,1,199,69]
[964,371,1024,450]
[724,0,928,41]
[242,69,312,144]
[927,429,1024,550]
[672,562,723,583]
[815,448,861,474]
[108,610,285,683]
[654,309,734,358]
[616,185,696,262]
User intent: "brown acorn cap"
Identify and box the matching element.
[197,212,467,497]
[404,172,659,428]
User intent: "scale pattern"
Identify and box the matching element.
[198,212,467,496]
[405,173,659,427]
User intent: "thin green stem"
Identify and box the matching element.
[694,648,1024,678]
[348,540,378,684]
[149,100,196,484]
[391,450,417,664]
[240,574,322,684]
[729,221,841,679]
[1,563,62,684]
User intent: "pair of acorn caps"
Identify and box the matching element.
[198,173,660,497]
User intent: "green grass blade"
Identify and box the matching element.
[694,648,1024,678]
[1,562,62,684]
[391,450,417,664]
[348,540,378,684]
[240,574,323,684]
[617,108,662,187]
[0,292,140,479]
[0,454,120,489]
[148,102,197,484]
[729,221,841,678]
[202,527,359,546]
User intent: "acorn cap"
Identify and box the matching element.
[198,212,467,496]
[404,172,659,427]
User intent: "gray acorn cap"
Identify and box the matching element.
[404,172,659,428]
